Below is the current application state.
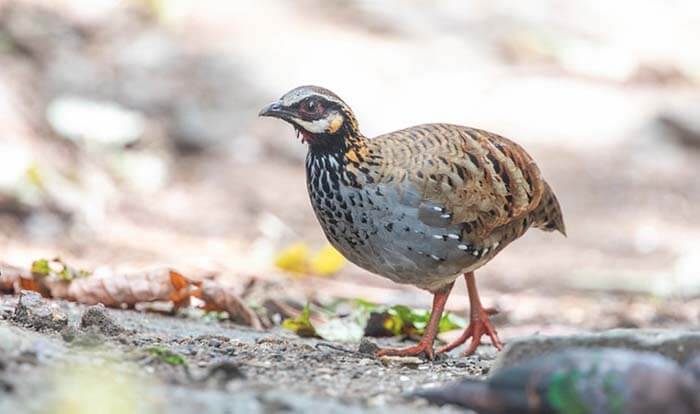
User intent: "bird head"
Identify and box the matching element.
[259,86,359,146]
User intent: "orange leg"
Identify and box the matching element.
[375,282,454,360]
[437,272,503,356]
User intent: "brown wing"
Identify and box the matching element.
[369,123,549,238]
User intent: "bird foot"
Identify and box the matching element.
[375,340,436,360]
[437,307,503,356]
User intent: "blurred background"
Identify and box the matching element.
[1,0,700,334]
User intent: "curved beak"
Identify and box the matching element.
[258,101,294,120]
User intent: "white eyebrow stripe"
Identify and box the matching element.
[281,93,304,106]
[281,92,344,107]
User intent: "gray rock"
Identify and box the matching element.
[12,291,68,332]
[495,329,700,370]
[358,337,379,355]
[79,303,125,336]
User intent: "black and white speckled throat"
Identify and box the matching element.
[306,151,346,196]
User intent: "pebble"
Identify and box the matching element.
[357,337,379,355]
[378,356,424,368]
[12,291,68,332]
[80,304,126,336]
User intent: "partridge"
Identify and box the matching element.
[416,349,700,413]
[259,86,565,359]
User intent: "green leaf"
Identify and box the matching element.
[381,313,405,336]
[438,312,467,333]
[31,259,51,277]
[388,305,417,325]
[59,266,75,281]
[30,258,90,281]
[327,299,468,339]
[281,304,318,338]
[354,298,378,312]
[383,305,465,336]
[202,311,229,321]
[146,347,187,366]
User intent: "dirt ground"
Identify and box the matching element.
[0,293,487,413]
[3,290,700,413]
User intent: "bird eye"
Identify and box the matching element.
[301,98,323,114]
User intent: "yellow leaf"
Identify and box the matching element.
[309,244,346,276]
[274,242,310,274]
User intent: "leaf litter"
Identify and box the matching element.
[0,260,260,328]
[281,299,466,343]
[2,259,464,346]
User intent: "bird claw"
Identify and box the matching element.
[437,309,503,356]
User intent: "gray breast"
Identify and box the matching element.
[305,153,498,291]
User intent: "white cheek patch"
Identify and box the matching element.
[294,118,330,133]
[293,112,343,134]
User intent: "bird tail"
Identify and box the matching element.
[414,380,528,414]
[531,181,566,236]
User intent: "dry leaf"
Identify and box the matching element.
[62,269,192,308]
[0,262,42,294]
[30,258,89,298]
[2,262,267,327]
[192,280,262,329]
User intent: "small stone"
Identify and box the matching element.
[358,337,379,355]
[256,336,286,346]
[80,304,125,336]
[378,356,424,368]
[357,358,374,366]
[12,291,68,332]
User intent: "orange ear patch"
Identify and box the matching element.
[328,113,344,133]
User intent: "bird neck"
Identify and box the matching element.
[307,125,368,166]
[306,126,375,189]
